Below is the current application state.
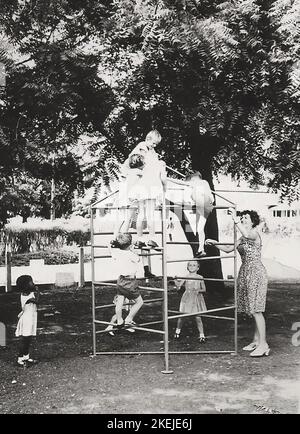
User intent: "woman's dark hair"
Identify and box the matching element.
[239,210,260,227]
[129,154,145,169]
[16,275,33,292]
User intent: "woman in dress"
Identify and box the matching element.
[206,209,269,357]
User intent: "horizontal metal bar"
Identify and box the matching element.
[215,189,269,194]
[93,252,163,259]
[95,324,165,335]
[167,255,235,263]
[94,281,165,292]
[95,297,163,310]
[94,351,235,355]
[167,305,235,320]
[167,310,235,321]
[139,319,164,327]
[200,314,235,321]
[213,191,236,205]
[169,276,234,282]
[94,255,111,259]
[93,231,163,236]
[91,190,119,208]
[166,241,234,246]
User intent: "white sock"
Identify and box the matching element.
[175,328,181,335]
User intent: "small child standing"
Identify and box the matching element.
[174,260,207,342]
[108,233,143,328]
[15,275,39,367]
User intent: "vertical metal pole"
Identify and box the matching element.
[5,246,12,293]
[90,206,96,356]
[79,246,85,288]
[161,190,173,374]
[233,205,238,354]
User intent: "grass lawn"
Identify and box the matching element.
[0,280,300,414]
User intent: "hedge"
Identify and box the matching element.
[1,216,91,254]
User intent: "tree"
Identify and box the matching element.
[0,0,116,223]
[95,0,300,289]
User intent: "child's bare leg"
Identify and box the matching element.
[113,208,125,238]
[115,295,125,325]
[145,199,156,240]
[195,211,206,253]
[195,316,205,339]
[136,201,146,240]
[195,316,204,335]
[122,207,136,233]
[175,318,184,337]
[125,296,143,323]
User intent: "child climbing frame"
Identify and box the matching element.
[90,171,238,374]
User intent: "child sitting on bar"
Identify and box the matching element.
[108,233,144,329]
[173,260,207,342]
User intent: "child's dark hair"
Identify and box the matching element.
[115,233,132,250]
[239,210,260,227]
[129,154,145,169]
[16,275,34,292]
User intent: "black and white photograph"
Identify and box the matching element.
[0,0,300,417]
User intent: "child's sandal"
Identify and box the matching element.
[174,332,181,339]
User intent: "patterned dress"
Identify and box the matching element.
[237,236,268,315]
[179,276,207,314]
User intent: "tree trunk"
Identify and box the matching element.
[188,125,225,294]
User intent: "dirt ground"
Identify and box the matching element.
[0,281,300,414]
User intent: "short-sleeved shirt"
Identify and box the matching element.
[110,248,140,277]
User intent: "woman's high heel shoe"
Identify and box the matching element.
[250,344,270,357]
[243,342,258,351]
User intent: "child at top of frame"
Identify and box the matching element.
[173,260,207,343]
[108,233,143,329]
[112,145,146,240]
[133,130,167,249]
[184,171,214,257]
[15,275,39,367]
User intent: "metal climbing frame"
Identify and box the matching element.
[90,170,238,373]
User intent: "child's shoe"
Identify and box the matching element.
[134,240,147,249]
[199,334,206,343]
[174,329,181,339]
[110,239,119,248]
[125,319,137,333]
[116,319,124,329]
[105,325,115,336]
[195,251,207,258]
[23,354,38,365]
[16,357,26,368]
[147,240,159,248]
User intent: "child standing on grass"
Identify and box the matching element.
[108,233,143,329]
[174,260,207,342]
[15,275,39,367]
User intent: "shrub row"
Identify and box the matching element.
[0,250,91,267]
[1,216,91,254]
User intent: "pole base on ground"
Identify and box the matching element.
[161,369,174,374]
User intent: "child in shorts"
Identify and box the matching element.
[108,233,143,328]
